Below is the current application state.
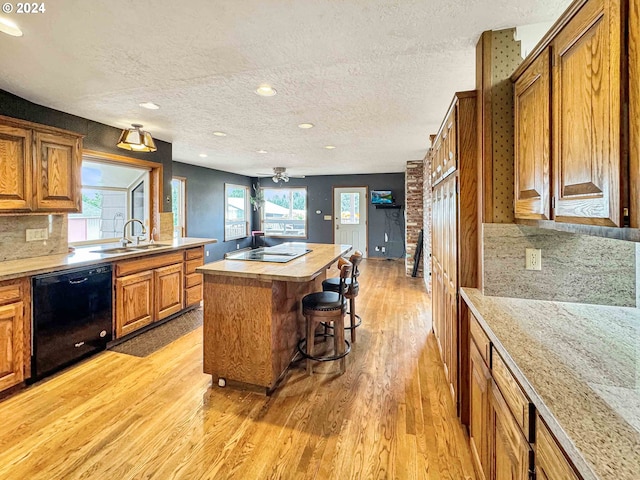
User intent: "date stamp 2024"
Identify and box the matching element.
[2,2,46,14]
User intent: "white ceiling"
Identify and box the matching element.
[0,0,570,177]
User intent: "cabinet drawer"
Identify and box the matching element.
[492,349,533,440]
[185,258,204,275]
[185,246,204,260]
[470,313,491,365]
[185,284,202,307]
[116,251,184,277]
[185,272,202,288]
[0,284,23,307]
[536,416,579,480]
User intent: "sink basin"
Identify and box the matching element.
[92,247,133,254]
[130,244,170,250]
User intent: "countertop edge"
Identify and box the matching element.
[0,238,217,281]
[460,287,599,480]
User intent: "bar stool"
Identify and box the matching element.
[297,258,352,375]
[322,250,363,343]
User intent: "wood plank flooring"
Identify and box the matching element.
[0,259,476,480]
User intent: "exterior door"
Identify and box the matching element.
[333,187,367,257]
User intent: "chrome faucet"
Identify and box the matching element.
[121,219,147,247]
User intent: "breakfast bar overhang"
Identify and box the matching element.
[196,243,351,393]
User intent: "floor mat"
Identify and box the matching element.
[110,308,202,357]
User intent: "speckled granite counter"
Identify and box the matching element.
[460,287,640,480]
[0,237,217,281]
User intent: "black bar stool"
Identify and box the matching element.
[297,258,352,375]
[322,250,363,343]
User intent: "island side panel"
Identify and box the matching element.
[270,272,326,383]
[202,274,273,387]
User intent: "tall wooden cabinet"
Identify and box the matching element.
[431,91,478,408]
[513,0,634,228]
[0,115,82,214]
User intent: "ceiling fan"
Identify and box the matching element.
[256,167,305,183]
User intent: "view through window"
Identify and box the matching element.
[171,177,186,238]
[68,160,149,244]
[260,187,307,237]
[225,184,249,240]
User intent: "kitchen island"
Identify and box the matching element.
[197,242,351,393]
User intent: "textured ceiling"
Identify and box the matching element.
[0,0,570,177]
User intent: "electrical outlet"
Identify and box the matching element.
[236,243,240,249]
[26,228,48,242]
[381,246,386,253]
[206,251,210,257]
[525,248,541,271]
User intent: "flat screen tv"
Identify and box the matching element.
[371,190,394,205]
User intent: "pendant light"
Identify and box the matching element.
[117,124,157,152]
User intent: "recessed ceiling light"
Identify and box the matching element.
[199,153,208,158]
[0,17,23,37]
[139,102,160,110]
[257,149,268,154]
[324,145,336,149]
[213,131,227,137]
[298,123,314,129]
[255,85,277,97]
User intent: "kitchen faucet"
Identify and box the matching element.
[121,219,147,247]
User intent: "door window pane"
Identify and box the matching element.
[225,184,249,240]
[340,192,360,225]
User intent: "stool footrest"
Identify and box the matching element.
[297,334,351,362]
[321,313,362,331]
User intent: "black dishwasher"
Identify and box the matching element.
[32,264,113,380]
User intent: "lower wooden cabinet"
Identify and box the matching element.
[184,246,204,308]
[154,263,183,320]
[470,341,491,480]
[0,278,30,392]
[114,251,185,338]
[490,380,533,480]
[536,417,579,480]
[115,270,154,338]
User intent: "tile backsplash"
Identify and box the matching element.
[482,223,637,307]
[0,215,68,262]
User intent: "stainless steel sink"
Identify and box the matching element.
[92,247,133,254]
[131,244,169,250]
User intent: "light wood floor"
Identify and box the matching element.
[0,260,476,480]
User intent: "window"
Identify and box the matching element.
[340,192,360,225]
[224,184,249,241]
[261,187,307,238]
[172,177,186,238]
[68,160,150,244]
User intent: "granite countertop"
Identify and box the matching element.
[197,243,351,282]
[460,287,640,480]
[0,237,217,281]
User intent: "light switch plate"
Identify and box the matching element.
[525,248,542,271]
[323,215,332,221]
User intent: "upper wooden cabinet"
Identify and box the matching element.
[34,131,82,212]
[512,0,633,228]
[553,0,622,226]
[0,125,32,211]
[0,115,82,214]
[514,49,551,220]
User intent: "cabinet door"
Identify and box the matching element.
[155,263,183,321]
[470,341,491,480]
[0,125,32,211]
[536,418,579,480]
[34,131,82,212]
[0,302,25,391]
[490,381,532,480]
[514,48,551,220]
[115,271,153,338]
[552,0,622,226]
